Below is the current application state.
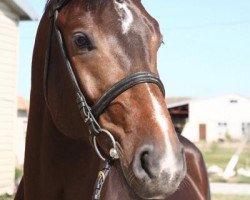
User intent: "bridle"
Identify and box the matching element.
[44,0,165,199]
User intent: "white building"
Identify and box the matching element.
[168,94,250,142]
[15,96,29,167]
[0,0,37,195]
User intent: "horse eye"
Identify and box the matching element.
[73,34,92,50]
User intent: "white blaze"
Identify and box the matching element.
[114,1,134,34]
[150,94,178,179]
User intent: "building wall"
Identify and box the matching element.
[0,2,19,194]
[182,94,250,142]
[15,110,28,167]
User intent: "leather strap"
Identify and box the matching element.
[54,0,71,11]
[92,72,165,118]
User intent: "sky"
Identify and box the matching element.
[18,0,250,99]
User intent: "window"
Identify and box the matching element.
[242,123,250,135]
[217,122,228,138]
[218,122,227,127]
[230,99,238,103]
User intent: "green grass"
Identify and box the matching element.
[212,194,250,200]
[196,142,250,183]
[198,142,250,169]
[0,194,13,200]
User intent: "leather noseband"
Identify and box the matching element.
[92,72,165,118]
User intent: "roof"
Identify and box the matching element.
[3,0,39,20]
[166,97,192,109]
[166,97,192,105]
[166,93,250,109]
[17,96,29,111]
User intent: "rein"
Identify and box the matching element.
[44,0,165,199]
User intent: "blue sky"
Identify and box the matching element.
[19,0,250,99]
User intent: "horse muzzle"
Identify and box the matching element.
[125,143,186,199]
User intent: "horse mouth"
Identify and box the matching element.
[117,164,183,200]
[116,144,185,199]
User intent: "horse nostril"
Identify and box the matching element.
[140,151,154,179]
[133,145,160,180]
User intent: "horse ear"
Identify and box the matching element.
[46,26,88,140]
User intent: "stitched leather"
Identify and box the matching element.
[91,72,165,118]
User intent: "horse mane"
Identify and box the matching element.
[45,0,51,10]
[45,0,105,11]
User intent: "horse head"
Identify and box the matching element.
[44,0,186,199]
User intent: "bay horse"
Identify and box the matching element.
[15,0,210,199]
